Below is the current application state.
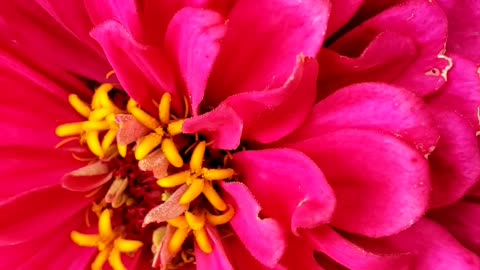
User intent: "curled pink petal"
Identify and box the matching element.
[138,149,169,179]
[115,114,150,146]
[61,161,112,192]
[143,185,188,226]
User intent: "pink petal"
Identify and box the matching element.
[280,235,324,270]
[91,20,179,114]
[222,56,318,143]
[143,185,188,226]
[306,226,411,269]
[429,54,480,127]
[116,114,150,146]
[430,201,480,256]
[194,226,234,270]
[138,149,170,178]
[222,182,285,268]
[205,0,330,105]
[165,7,226,115]
[0,185,93,246]
[283,82,438,154]
[153,225,175,270]
[427,109,480,208]
[372,219,480,269]
[326,0,363,37]
[231,149,335,234]
[182,104,243,150]
[287,129,430,237]
[61,161,113,192]
[437,0,480,64]
[322,0,450,97]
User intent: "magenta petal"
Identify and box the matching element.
[61,161,113,192]
[205,0,330,105]
[183,104,243,150]
[222,56,317,143]
[306,226,410,269]
[326,0,363,37]
[231,149,335,234]
[288,129,430,237]
[165,7,226,115]
[194,226,234,270]
[428,109,480,208]
[377,219,480,269]
[284,82,438,154]
[222,182,285,268]
[91,20,178,113]
[281,235,323,270]
[0,185,92,245]
[437,0,480,64]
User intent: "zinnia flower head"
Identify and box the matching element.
[1,0,480,270]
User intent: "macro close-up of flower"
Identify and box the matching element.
[1,0,480,269]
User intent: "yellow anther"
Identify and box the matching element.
[55,122,84,137]
[185,211,205,230]
[130,107,160,130]
[117,144,127,158]
[126,99,137,112]
[206,205,235,226]
[82,121,111,131]
[193,228,212,253]
[71,231,100,247]
[190,141,206,171]
[202,168,235,181]
[168,227,191,255]
[179,179,205,205]
[159,92,172,124]
[68,94,91,118]
[102,127,118,152]
[114,238,143,253]
[167,216,189,228]
[86,131,104,158]
[92,84,113,110]
[135,133,163,160]
[107,248,126,270]
[92,249,110,270]
[99,209,113,237]
[89,107,112,121]
[162,138,184,167]
[157,171,190,188]
[202,181,227,211]
[106,113,116,123]
[167,119,185,136]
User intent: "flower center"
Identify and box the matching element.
[56,84,236,269]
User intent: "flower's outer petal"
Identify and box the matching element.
[306,226,411,269]
[84,0,143,42]
[231,149,335,234]
[430,201,480,256]
[281,235,324,270]
[283,83,438,154]
[326,0,363,37]
[287,129,430,237]
[428,109,480,208]
[138,0,233,45]
[165,7,226,115]
[430,55,480,127]
[61,163,113,193]
[0,185,93,246]
[222,56,317,143]
[320,0,450,97]
[183,104,243,150]
[436,0,480,64]
[205,0,330,105]
[194,226,234,270]
[91,20,179,114]
[222,182,286,268]
[371,219,480,269]
[0,213,96,269]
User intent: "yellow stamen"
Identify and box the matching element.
[130,107,160,130]
[82,121,111,131]
[162,138,184,167]
[86,131,104,158]
[108,248,126,270]
[68,94,91,118]
[159,93,172,124]
[101,127,118,152]
[114,238,144,253]
[193,228,212,253]
[55,122,83,137]
[71,231,100,247]
[185,211,205,230]
[202,168,235,181]
[190,141,206,171]
[89,107,112,121]
[117,144,127,158]
[126,99,137,112]
[206,205,235,225]
[167,216,188,228]
[168,227,191,255]
[99,209,113,237]
[179,179,205,205]
[135,133,163,160]
[202,181,227,211]
[167,119,185,136]
[157,171,190,188]
[92,249,110,270]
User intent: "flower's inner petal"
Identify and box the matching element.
[325,0,363,38]
[194,226,234,270]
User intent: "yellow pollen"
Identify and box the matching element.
[55,122,84,137]
[167,212,212,255]
[71,210,143,270]
[130,107,160,130]
[157,171,190,188]
[190,142,206,171]
[202,168,235,181]
[68,94,91,118]
[135,132,164,160]
[86,131,104,158]
[162,138,184,167]
[202,181,227,211]
[206,205,235,225]
[179,179,205,205]
[117,144,127,158]
[101,126,119,152]
[167,119,185,136]
[159,92,172,124]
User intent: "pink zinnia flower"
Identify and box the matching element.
[1,0,479,270]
